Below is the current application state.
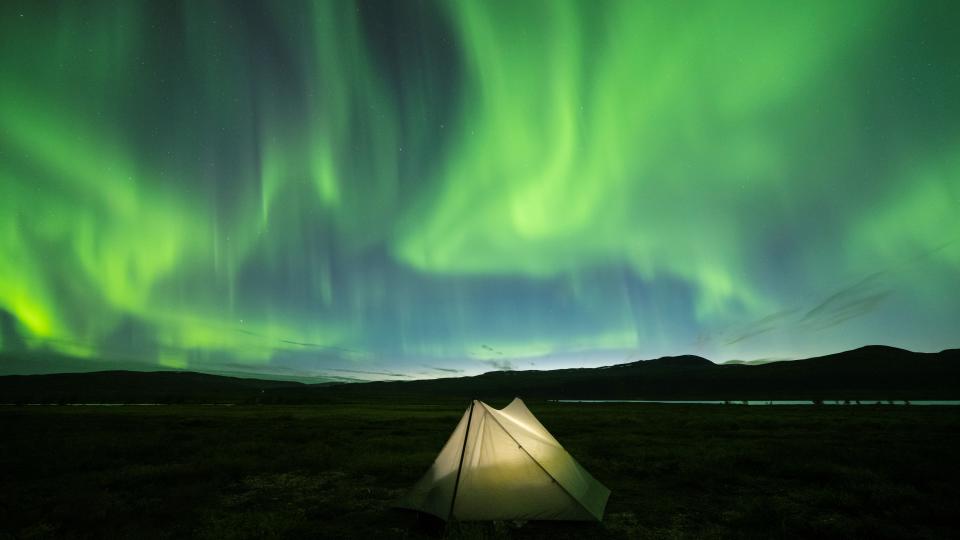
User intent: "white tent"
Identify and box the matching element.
[398,398,610,521]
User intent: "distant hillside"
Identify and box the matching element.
[283,345,960,402]
[722,358,784,366]
[1,346,957,403]
[0,370,304,403]
[0,351,332,383]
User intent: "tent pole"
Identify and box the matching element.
[448,400,474,521]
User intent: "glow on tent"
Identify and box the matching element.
[399,398,610,521]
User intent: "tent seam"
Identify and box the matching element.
[448,400,475,521]
[478,402,599,521]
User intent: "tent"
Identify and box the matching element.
[398,398,610,521]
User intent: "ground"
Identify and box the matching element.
[1,401,958,539]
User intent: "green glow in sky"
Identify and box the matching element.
[1,1,958,380]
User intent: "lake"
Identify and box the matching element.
[552,399,960,405]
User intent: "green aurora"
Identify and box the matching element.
[1,0,958,380]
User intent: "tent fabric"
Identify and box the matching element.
[398,398,611,521]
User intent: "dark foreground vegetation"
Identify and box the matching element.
[2,402,958,539]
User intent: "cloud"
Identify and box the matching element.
[326,368,411,378]
[698,272,892,349]
[422,365,464,374]
[800,273,890,331]
[480,358,514,371]
[724,309,800,345]
[480,344,504,355]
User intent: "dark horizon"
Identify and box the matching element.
[3,343,957,386]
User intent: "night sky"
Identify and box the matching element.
[1,1,958,381]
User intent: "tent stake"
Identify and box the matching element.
[448,400,474,521]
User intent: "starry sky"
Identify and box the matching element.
[1,0,958,381]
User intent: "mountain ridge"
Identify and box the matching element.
[1,345,957,403]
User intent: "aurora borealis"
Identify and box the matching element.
[1,1,958,381]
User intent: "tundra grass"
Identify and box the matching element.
[1,402,958,539]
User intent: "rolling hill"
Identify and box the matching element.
[0,370,304,403]
[296,345,960,402]
[1,345,957,403]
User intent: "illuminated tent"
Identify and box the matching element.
[398,398,610,521]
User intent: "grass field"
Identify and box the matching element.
[1,402,958,539]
